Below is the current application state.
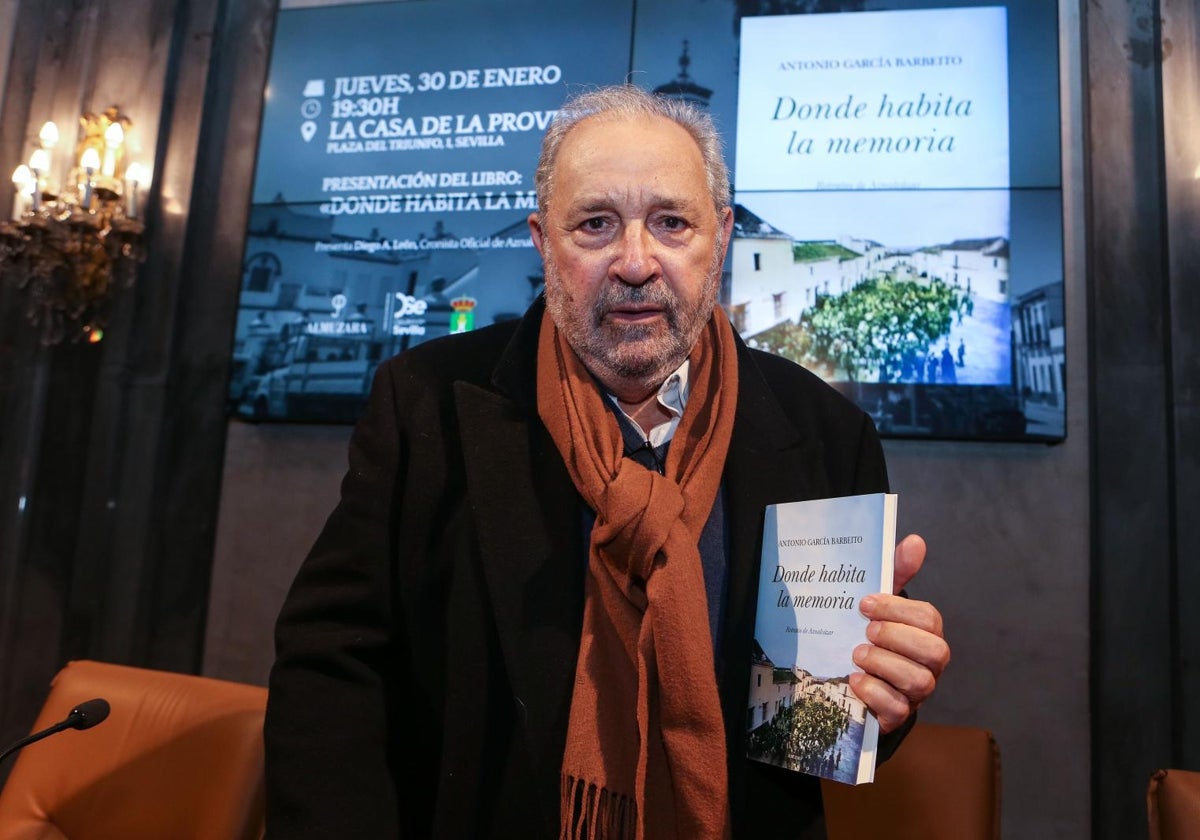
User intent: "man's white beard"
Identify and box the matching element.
[542,239,725,396]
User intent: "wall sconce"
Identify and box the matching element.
[0,107,150,345]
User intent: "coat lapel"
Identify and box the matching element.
[719,343,835,798]
[454,303,582,830]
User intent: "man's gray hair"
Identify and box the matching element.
[534,85,732,216]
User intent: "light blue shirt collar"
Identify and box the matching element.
[607,358,690,449]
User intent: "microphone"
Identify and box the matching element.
[0,698,110,764]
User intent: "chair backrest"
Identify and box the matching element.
[821,722,1001,840]
[1148,768,1200,840]
[0,659,267,840]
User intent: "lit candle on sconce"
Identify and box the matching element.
[37,121,59,175]
[124,162,149,219]
[102,121,124,177]
[80,147,100,210]
[39,121,59,149]
[3,108,148,347]
[11,165,33,219]
[28,148,49,212]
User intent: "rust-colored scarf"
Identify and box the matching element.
[537,306,738,840]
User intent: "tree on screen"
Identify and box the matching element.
[755,277,964,382]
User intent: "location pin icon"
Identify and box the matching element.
[301,121,317,142]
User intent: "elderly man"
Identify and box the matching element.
[264,85,949,839]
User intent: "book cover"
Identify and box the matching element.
[747,493,897,785]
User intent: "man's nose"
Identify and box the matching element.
[610,223,659,286]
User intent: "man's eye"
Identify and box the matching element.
[582,217,609,231]
[659,216,685,231]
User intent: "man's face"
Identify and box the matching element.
[529,114,734,400]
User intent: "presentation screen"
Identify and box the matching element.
[228,0,1065,442]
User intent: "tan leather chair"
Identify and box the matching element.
[1148,768,1200,839]
[0,659,267,839]
[822,722,1001,840]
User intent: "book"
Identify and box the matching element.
[746,492,897,785]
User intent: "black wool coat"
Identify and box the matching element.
[264,298,899,839]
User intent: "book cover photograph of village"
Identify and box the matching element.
[747,641,871,784]
[730,192,1011,388]
[729,188,1065,440]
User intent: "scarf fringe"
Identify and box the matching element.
[560,773,638,840]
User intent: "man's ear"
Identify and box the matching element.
[717,206,734,260]
[528,212,545,257]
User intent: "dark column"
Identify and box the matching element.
[1160,0,1200,770]
[1086,0,1199,835]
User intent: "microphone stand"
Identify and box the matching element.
[0,699,110,764]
